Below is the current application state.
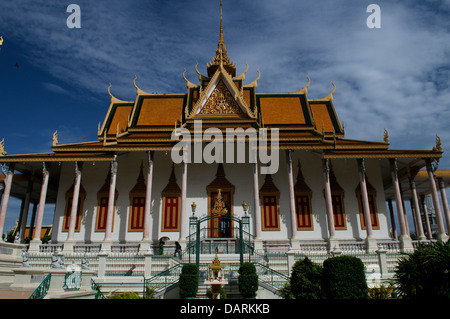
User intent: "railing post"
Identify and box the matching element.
[239,221,244,265]
[376,249,388,279]
[144,249,153,278]
[98,250,108,278]
[286,249,295,276]
[196,220,200,269]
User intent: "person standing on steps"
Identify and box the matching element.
[174,241,182,259]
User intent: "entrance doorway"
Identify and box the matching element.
[206,163,235,238]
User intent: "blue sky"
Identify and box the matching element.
[0,0,449,233]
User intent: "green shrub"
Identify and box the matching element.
[290,257,324,299]
[179,263,199,299]
[322,255,368,299]
[144,286,156,299]
[369,283,395,299]
[238,262,258,298]
[394,240,450,299]
[108,291,141,299]
[278,283,293,299]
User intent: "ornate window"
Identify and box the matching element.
[207,164,234,238]
[129,164,146,232]
[95,170,118,232]
[355,176,379,230]
[161,165,181,232]
[294,162,313,230]
[62,183,86,232]
[260,175,280,231]
[325,165,346,230]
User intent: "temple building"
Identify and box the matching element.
[0,2,449,258]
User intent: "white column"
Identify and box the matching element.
[65,161,82,252]
[426,160,448,241]
[19,177,34,242]
[437,178,450,234]
[141,151,154,252]
[178,152,188,245]
[408,177,426,241]
[286,150,300,250]
[420,195,432,239]
[358,159,377,252]
[103,159,118,250]
[0,163,15,237]
[390,159,412,251]
[322,158,337,251]
[29,162,50,252]
[387,199,398,240]
[252,159,263,251]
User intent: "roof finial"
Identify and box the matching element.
[207,0,236,77]
[220,0,224,45]
[52,130,58,146]
[383,128,389,144]
[0,138,7,156]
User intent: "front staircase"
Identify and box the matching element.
[19,238,407,299]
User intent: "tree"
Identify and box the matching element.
[394,240,450,299]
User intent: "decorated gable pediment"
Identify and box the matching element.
[187,65,256,120]
[200,80,243,115]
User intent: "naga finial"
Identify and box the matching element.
[383,128,389,144]
[52,130,58,146]
[0,138,7,156]
[433,134,442,152]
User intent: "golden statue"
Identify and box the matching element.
[211,189,228,216]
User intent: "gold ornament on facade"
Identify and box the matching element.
[200,80,243,115]
[211,189,228,216]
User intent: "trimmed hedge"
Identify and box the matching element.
[108,291,141,299]
[238,262,258,298]
[179,263,199,299]
[322,255,368,299]
[290,257,324,299]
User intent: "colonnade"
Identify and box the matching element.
[0,153,448,254]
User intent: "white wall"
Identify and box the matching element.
[52,150,390,243]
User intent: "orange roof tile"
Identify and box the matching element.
[107,105,133,135]
[136,97,184,126]
[259,96,306,125]
[310,103,334,132]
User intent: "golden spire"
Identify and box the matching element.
[207,0,236,77]
[219,0,224,50]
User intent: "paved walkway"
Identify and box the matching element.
[0,289,33,299]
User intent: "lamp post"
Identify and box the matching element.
[242,201,248,215]
[189,202,198,263]
[191,202,196,216]
[241,201,251,261]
